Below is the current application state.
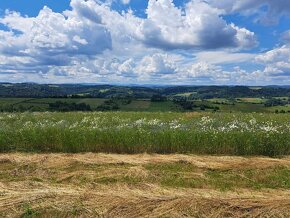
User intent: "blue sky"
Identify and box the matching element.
[0,0,290,85]
[0,1,70,16]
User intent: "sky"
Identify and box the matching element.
[0,0,290,85]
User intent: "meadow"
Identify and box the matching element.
[0,109,289,217]
[0,112,289,156]
[0,97,289,113]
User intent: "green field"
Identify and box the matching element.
[236,98,266,104]
[0,98,106,111]
[0,98,178,112]
[0,97,289,113]
[0,112,289,156]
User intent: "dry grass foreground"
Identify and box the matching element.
[0,153,289,217]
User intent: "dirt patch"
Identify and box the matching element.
[184,112,206,118]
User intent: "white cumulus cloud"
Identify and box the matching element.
[136,0,257,50]
[256,45,290,77]
[0,0,286,85]
[207,0,290,25]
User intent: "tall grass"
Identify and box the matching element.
[0,112,289,156]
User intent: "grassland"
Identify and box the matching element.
[0,112,289,156]
[0,97,289,113]
[236,98,266,104]
[0,153,289,217]
[0,98,180,112]
[0,111,289,217]
[0,98,106,111]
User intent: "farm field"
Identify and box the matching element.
[0,153,289,217]
[0,97,289,113]
[0,111,289,217]
[0,112,289,156]
[0,98,177,112]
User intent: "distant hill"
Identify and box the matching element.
[0,83,289,99]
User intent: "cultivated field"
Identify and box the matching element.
[0,153,289,217]
[0,97,289,113]
[0,111,289,217]
[0,112,289,156]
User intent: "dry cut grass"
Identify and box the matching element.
[0,153,289,217]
